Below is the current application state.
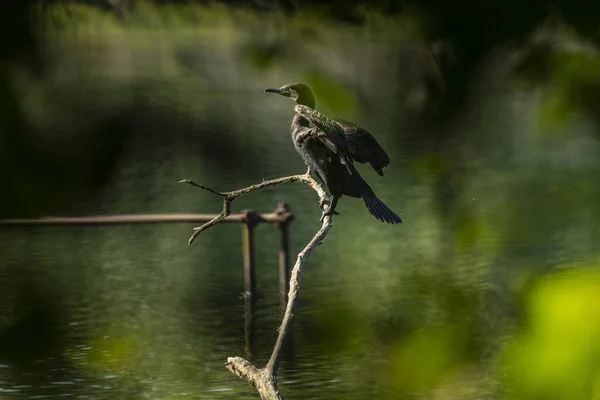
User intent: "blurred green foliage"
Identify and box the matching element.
[0,1,600,400]
[539,51,600,131]
[502,268,600,400]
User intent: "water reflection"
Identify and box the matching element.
[2,6,600,400]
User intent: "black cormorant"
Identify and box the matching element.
[265,82,401,224]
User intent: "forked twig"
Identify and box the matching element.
[179,170,325,245]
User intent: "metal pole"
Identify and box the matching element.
[279,223,290,298]
[274,203,294,308]
[0,212,289,226]
[241,210,262,297]
[274,203,296,365]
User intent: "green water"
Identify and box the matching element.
[1,6,600,399]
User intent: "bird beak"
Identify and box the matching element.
[265,87,286,96]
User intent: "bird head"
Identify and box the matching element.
[264,83,315,108]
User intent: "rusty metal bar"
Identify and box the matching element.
[274,203,293,308]
[241,210,262,297]
[0,208,296,309]
[279,224,290,299]
[0,213,290,226]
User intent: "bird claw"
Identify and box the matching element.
[318,195,339,221]
[318,196,329,209]
[319,208,339,222]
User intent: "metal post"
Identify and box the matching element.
[273,203,296,364]
[274,203,294,308]
[241,210,262,297]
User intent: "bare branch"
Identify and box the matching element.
[178,179,227,197]
[224,213,332,400]
[182,168,333,399]
[187,202,231,244]
[180,170,326,245]
[268,215,331,372]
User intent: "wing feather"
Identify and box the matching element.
[333,118,390,176]
[294,105,354,174]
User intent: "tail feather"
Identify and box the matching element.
[363,195,402,224]
[346,163,402,224]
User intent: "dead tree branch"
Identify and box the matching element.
[179,169,326,245]
[181,169,332,400]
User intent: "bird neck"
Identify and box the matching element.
[292,112,310,128]
[291,89,315,128]
[297,97,315,109]
[296,87,315,109]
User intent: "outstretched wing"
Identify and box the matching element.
[294,104,354,172]
[333,118,390,176]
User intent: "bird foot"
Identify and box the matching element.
[319,208,339,222]
[319,195,331,209]
[318,195,339,221]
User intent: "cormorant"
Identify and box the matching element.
[265,82,402,224]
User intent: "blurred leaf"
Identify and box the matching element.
[538,51,600,131]
[538,86,578,130]
[501,269,600,400]
[554,52,600,84]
